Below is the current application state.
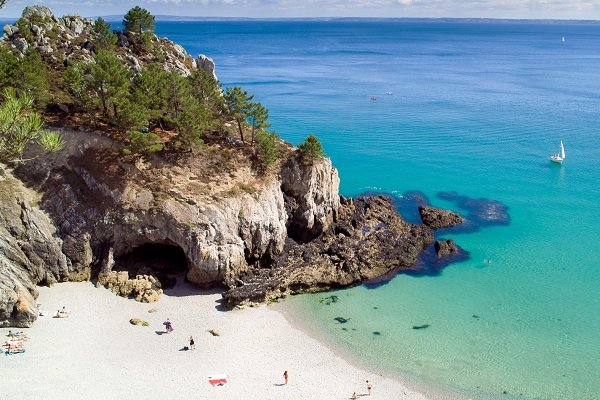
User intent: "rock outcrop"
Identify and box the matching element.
[281,155,340,242]
[1,120,466,320]
[0,167,70,327]
[418,205,462,230]
[97,271,162,303]
[222,195,434,307]
[434,239,459,257]
[1,6,216,79]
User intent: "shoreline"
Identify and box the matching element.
[3,281,431,400]
[274,295,476,400]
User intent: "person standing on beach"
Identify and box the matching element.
[366,380,372,395]
[164,319,173,333]
[283,370,288,385]
[189,336,195,350]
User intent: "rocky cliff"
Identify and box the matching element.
[0,6,464,327]
[0,123,457,323]
[0,167,70,327]
[1,6,217,78]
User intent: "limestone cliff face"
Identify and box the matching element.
[281,155,340,242]
[0,168,70,327]
[7,127,338,285]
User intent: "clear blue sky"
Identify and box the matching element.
[1,0,599,20]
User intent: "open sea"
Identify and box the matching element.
[162,20,600,400]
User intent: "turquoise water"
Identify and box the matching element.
[158,21,600,399]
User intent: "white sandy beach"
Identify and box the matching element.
[1,281,433,400]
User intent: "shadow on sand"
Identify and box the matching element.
[161,278,230,312]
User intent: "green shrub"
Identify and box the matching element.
[297,133,324,165]
[256,130,280,170]
[128,129,163,154]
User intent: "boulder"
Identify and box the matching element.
[223,195,435,308]
[4,24,18,37]
[97,271,163,303]
[22,6,54,21]
[418,205,462,230]
[196,54,218,81]
[13,37,28,53]
[434,239,459,257]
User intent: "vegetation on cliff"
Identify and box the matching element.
[0,5,324,173]
[0,89,64,164]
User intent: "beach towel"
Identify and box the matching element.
[207,374,228,386]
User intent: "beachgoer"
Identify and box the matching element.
[189,336,195,350]
[163,319,173,333]
[351,392,358,399]
[367,380,372,395]
[283,370,288,385]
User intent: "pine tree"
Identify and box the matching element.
[0,48,49,108]
[0,88,64,164]
[93,17,117,50]
[130,63,170,128]
[123,6,155,35]
[297,134,325,165]
[188,69,223,115]
[256,130,280,170]
[224,86,254,144]
[89,50,131,119]
[248,102,270,145]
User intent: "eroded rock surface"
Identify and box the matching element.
[418,205,463,230]
[222,195,435,307]
[97,271,162,303]
[0,167,70,327]
[434,239,459,257]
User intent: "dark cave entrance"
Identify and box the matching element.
[113,243,188,289]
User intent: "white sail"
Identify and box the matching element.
[560,140,566,159]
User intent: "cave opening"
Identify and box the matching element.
[113,243,188,289]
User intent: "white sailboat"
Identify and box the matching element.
[550,140,566,163]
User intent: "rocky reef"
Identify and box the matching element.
[223,195,434,307]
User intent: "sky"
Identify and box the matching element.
[1,0,600,20]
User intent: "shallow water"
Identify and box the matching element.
[158,20,600,399]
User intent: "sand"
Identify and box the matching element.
[1,281,432,400]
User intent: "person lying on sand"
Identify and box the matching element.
[8,331,28,339]
[55,309,70,318]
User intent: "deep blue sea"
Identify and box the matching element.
[156,20,600,400]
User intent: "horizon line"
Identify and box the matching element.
[0,15,599,23]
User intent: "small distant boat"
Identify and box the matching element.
[385,91,393,95]
[550,139,566,163]
[561,36,565,43]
